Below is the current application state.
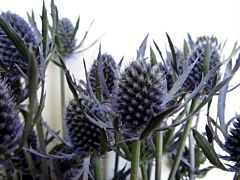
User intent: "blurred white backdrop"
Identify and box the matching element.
[0,0,240,179]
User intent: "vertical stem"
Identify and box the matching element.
[114,150,119,177]
[94,155,103,180]
[189,130,195,180]
[155,131,163,180]
[60,69,66,139]
[147,160,153,180]
[168,98,198,180]
[36,118,49,180]
[130,140,141,180]
[140,161,148,180]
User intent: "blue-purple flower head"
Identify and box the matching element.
[65,94,112,155]
[113,59,167,137]
[0,79,21,150]
[89,53,118,98]
[0,12,42,102]
[224,115,240,168]
[178,35,220,92]
[58,18,76,57]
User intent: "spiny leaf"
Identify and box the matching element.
[193,129,227,171]
[203,41,211,76]
[100,129,108,155]
[217,61,232,129]
[70,16,80,43]
[166,33,177,73]
[205,125,214,143]
[75,20,94,49]
[152,39,165,64]
[150,46,157,66]
[187,33,195,49]
[41,0,49,58]
[137,34,149,60]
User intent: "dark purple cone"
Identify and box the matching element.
[65,94,112,154]
[113,59,167,137]
[89,53,118,98]
[58,18,76,57]
[178,36,220,92]
[0,79,21,149]
[0,12,41,103]
[224,115,240,168]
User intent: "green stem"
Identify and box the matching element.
[140,161,148,180]
[155,131,163,180]
[60,68,66,139]
[130,140,141,180]
[168,98,199,180]
[114,150,119,177]
[189,130,195,180]
[36,118,49,180]
[94,155,103,180]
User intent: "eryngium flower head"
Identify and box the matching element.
[0,12,41,75]
[0,12,41,102]
[0,79,21,149]
[65,95,112,155]
[113,59,167,136]
[58,18,76,57]
[224,115,240,167]
[89,53,118,98]
[178,36,220,92]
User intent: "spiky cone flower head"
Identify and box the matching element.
[89,53,118,99]
[224,115,240,169]
[0,12,42,103]
[58,18,76,57]
[113,59,167,138]
[65,94,113,155]
[178,35,220,93]
[0,79,21,151]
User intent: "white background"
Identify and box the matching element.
[1,0,240,179]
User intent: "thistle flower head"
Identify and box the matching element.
[0,12,40,75]
[113,59,167,137]
[0,12,41,102]
[178,35,220,92]
[65,94,112,155]
[58,18,76,57]
[0,79,21,149]
[224,115,240,168]
[89,53,118,98]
